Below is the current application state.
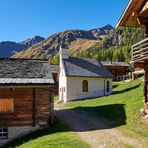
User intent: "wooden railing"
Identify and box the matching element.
[132,37,148,62]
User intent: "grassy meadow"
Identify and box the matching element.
[65,80,148,142]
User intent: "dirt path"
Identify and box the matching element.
[55,104,144,148]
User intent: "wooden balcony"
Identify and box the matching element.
[132,37,148,63]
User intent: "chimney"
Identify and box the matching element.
[60,43,69,68]
[48,56,53,63]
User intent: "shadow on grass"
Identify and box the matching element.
[2,104,126,148]
[112,83,141,95]
[112,84,119,89]
[76,104,126,127]
[1,118,70,148]
[55,104,126,132]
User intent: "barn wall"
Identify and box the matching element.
[0,87,54,146]
[0,87,53,127]
[105,66,128,76]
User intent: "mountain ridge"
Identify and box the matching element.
[0,36,45,57]
[12,24,114,59]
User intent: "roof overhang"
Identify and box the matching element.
[0,78,55,86]
[0,85,55,89]
[116,0,148,28]
[66,75,113,79]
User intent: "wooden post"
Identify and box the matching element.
[143,23,148,113]
[144,24,148,38]
[49,90,54,125]
[32,88,36,127]
[123,76,125,82]
[144,68,148,114]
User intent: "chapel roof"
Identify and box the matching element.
[63,57,113,78]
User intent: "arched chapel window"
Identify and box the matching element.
[82,80,88,92]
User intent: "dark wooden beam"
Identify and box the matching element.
[48,90,54,125]
[137,0,148,14]
[136,15,148,25]
[32,88,36,127]
[134,61,148,69]
[144,23,148,38]
[144,69,148,113]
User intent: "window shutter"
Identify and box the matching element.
[0,99,14,113]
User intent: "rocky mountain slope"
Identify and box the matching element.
[12,25,114,59]
[0,36,45,57]
[74,27,144,64]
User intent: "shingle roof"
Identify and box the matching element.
[50,65,59,73]
[63,57,113,78]
[101,61,129,67]
[0,58,54,85]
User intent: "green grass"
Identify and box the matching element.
[3,80,147,147]
[54,95,59,102]
[65,80,148,142]
[2,118,89,148]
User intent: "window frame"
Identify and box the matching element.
[106,80,110,93]
[0,128,8,139]
[0,98,14,113]
[82,80,88,92]
[63,87,65,92]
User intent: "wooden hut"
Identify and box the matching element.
[101,61,130,81]
[0,58,56,146]
[117,0,148,114]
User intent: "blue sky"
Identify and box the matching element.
[0,0,128,42]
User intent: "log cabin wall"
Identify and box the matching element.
[52,73,59,94]
[35,88,54,125]
[0,87,53,127]
[105,66,128,77]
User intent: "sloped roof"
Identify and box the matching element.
[63,57,113,78]
[0,58,54,85]
[117,0,148,27]
[101,61,129,67]
[50,65,59,73]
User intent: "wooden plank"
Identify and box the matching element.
[0,87,53,127]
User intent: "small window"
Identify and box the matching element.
[0,99,14,113]
[0,128,8,139]
[82,80,88,92]
[63,87,65,92]
[106,81,110,93]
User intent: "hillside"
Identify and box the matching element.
[73,27,144,64]
[0,36,45,57]
[65,80,148,146]
[12,25,114,59]
[12,25,144,64]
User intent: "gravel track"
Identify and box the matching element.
[55,104,144,148]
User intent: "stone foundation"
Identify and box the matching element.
[0,126,38,147]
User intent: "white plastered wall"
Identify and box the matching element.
[59,67,67,102]
[65,77,112,102]
[58,45,112,103]
[0,126,37,147]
